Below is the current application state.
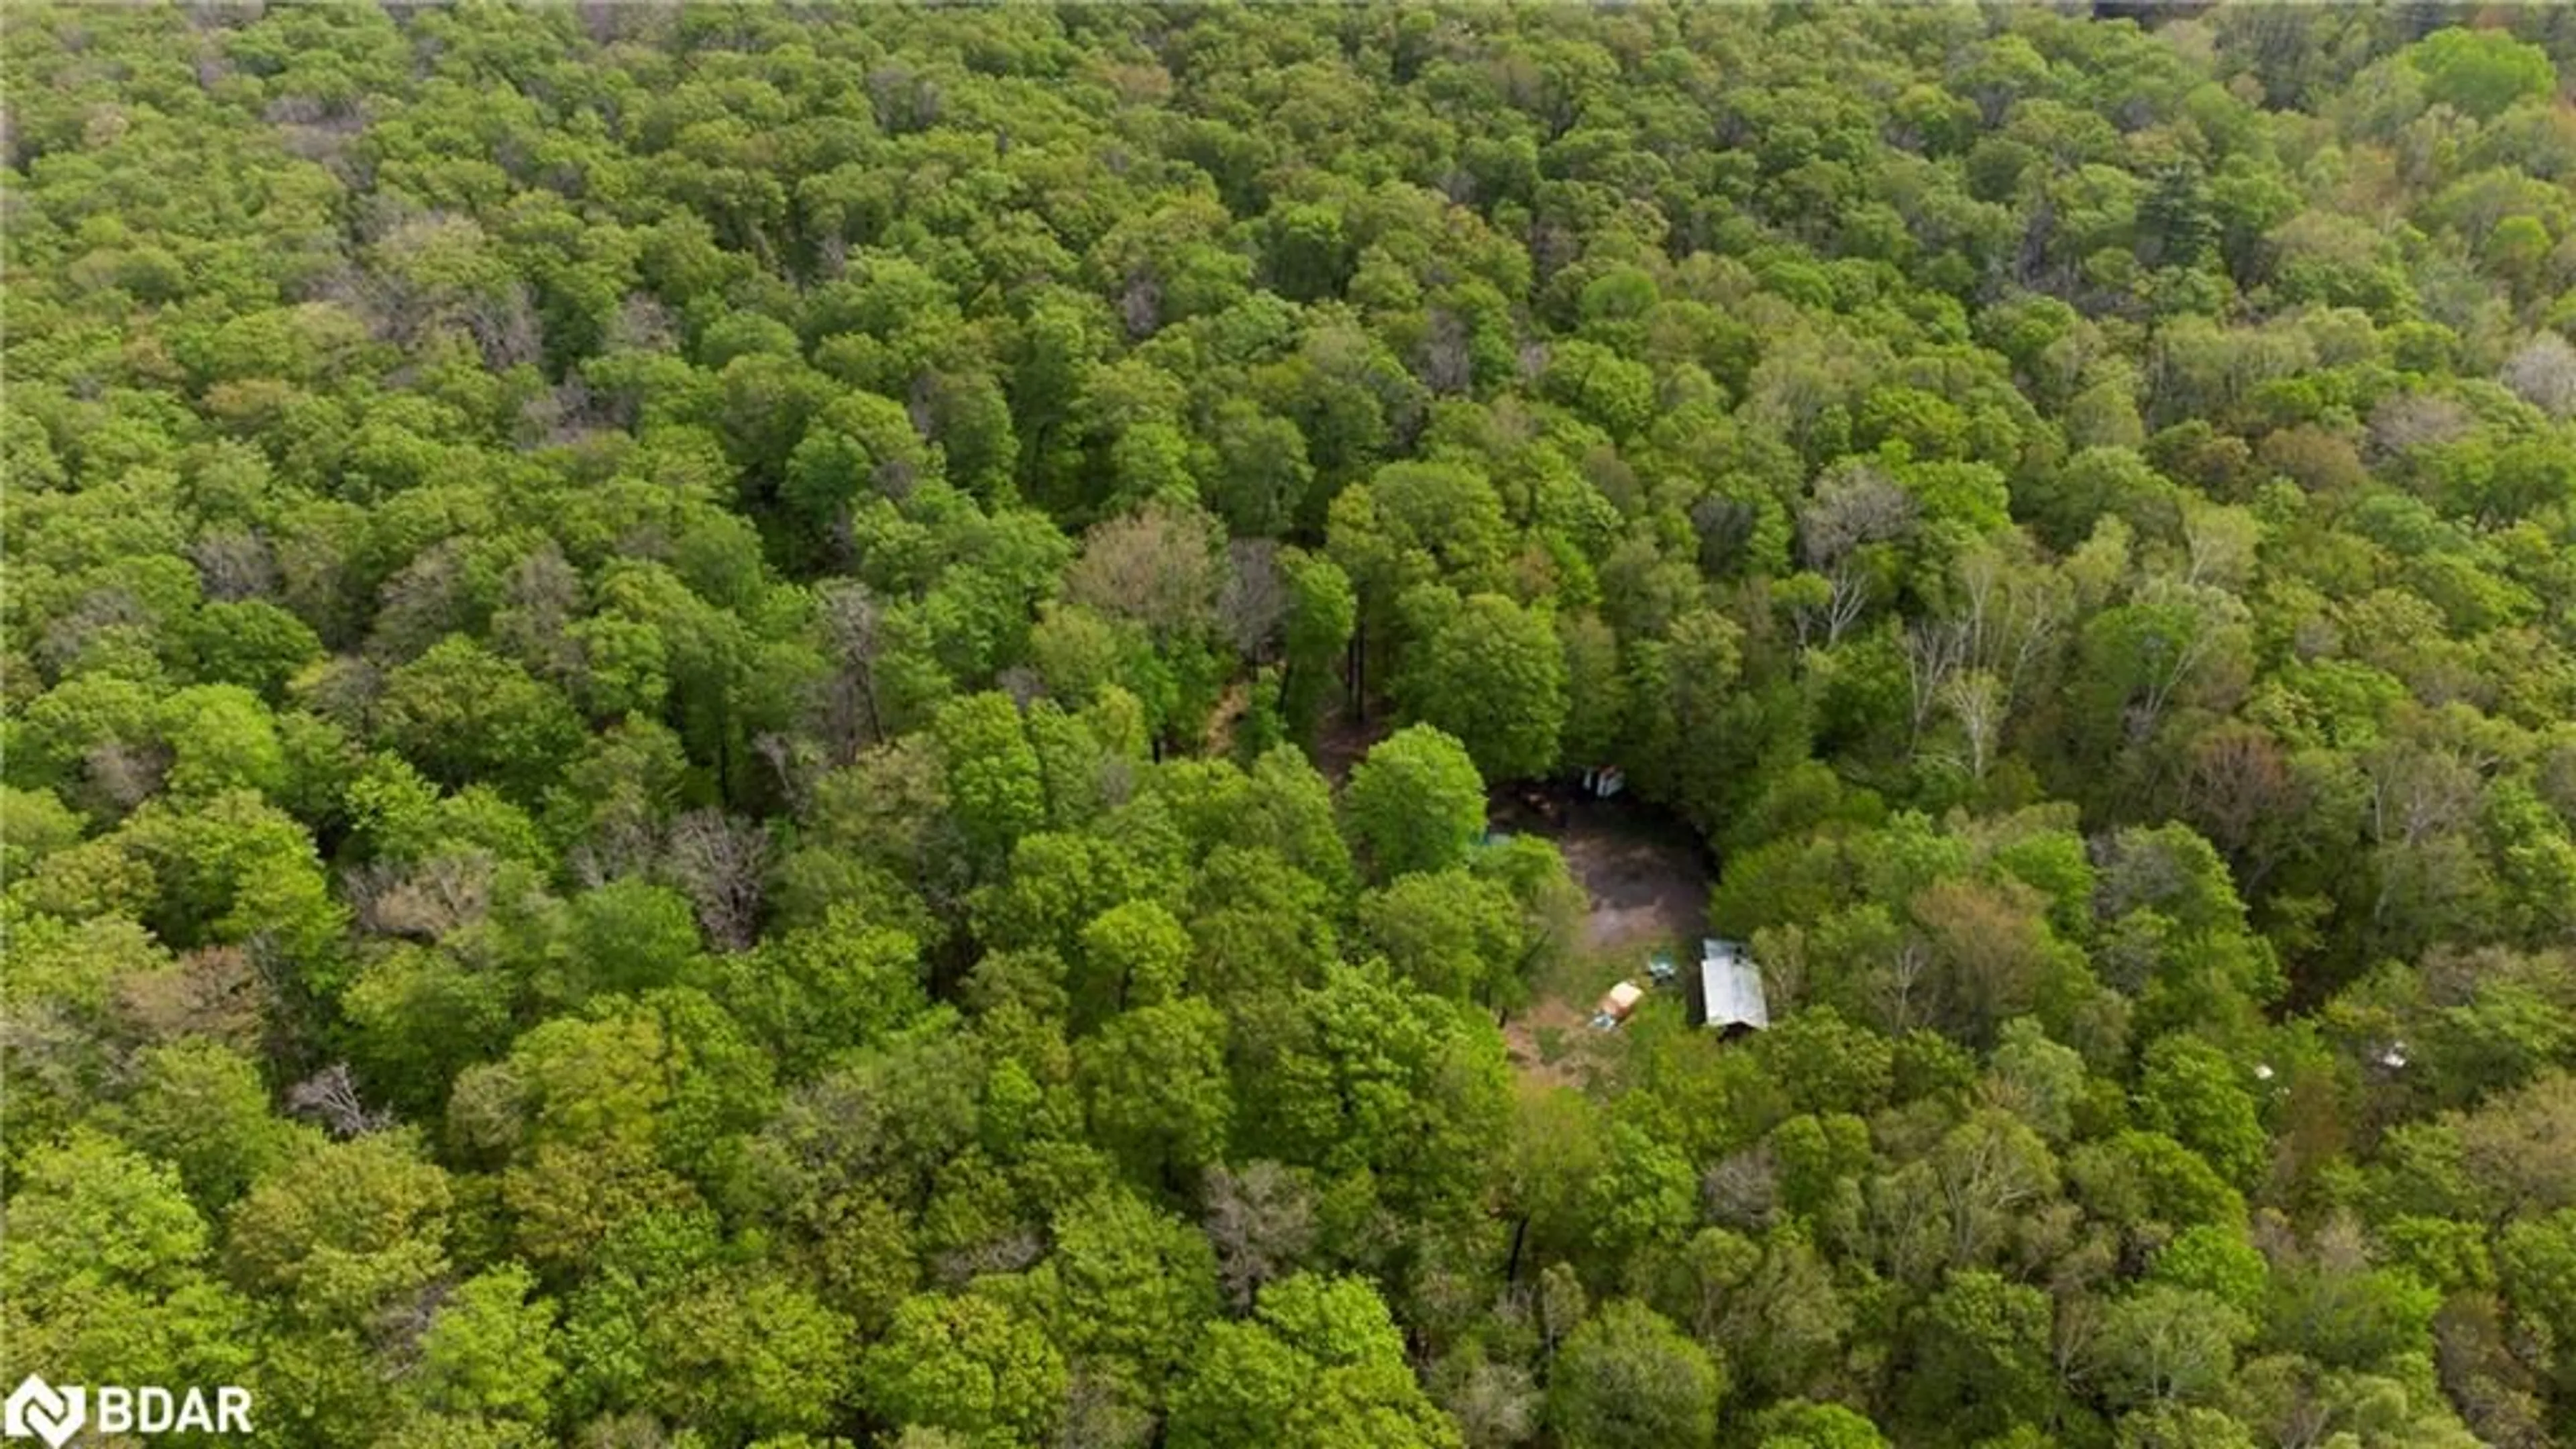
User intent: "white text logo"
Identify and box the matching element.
[3,1375,253,1443]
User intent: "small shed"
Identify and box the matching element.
[1697,938,1770,1035]
[1590,979,1647,1030]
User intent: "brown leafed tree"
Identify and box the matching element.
[347,851,497,942]
[1063,499,1220,647]
[1911,878,2055,1044]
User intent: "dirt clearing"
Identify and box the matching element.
[1498,994,1591,1091]
[1489,784,1717,1087]
[1491,785,1713,953]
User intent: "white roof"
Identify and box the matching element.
[1699,939,1769,1030]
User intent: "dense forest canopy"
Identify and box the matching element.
[6,3,2576,1446]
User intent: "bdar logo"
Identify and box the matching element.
[3,1376,84,1449]
[3,1375,251,1443]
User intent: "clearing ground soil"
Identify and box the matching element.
[1497,994,1591,1091]
[1491,785,1713,953]
[1489,784,1717,1087]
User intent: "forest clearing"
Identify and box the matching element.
[1490,784,1716,1087]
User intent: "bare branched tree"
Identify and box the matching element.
[753,731,823,816]
[191,530,281,601]
[569,814,663,890]
[267,95,369,179]
[368,539,471,663]
[605,292,678,354]
[1953,543,2066,708]
[38,588,153,676]
[347,851,496,941]
[1437,1358,1538,1449]
[933,1227,1045,1288]
[1903,617,1970,742]
[2366,391,2472,459]
[661,808,770,951]
[2500,332,2576,419]
[1057,1370,1156,1449]
[815,580,885,759]
[1203,1160,1316,1309]
[467,281,545,372]
[1702,1144,1781,1233]
[2182,501,2261,591]
[494,543,586,685]
[997,665,1045,710]
[83,740,172,812]
[111,945,274,1053]
[1218,538,1287,661]
[2180,725,2300,885]
[1820,569,1874,646]
[1796,463,1918,647]
[2361,741,2485,851]
[2119,578,2244,744]
[1420,307,1474,396]
[1869,936,1931,1034]
[1933,1113,2051,1267]
[289,1062,394,1138]
[1944,669,2006,782]
[1118,268,1162,340]
[577,1413,694,1449]
[1801,464,1918,568]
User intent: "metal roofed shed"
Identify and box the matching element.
[1697,938,1770,1034]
